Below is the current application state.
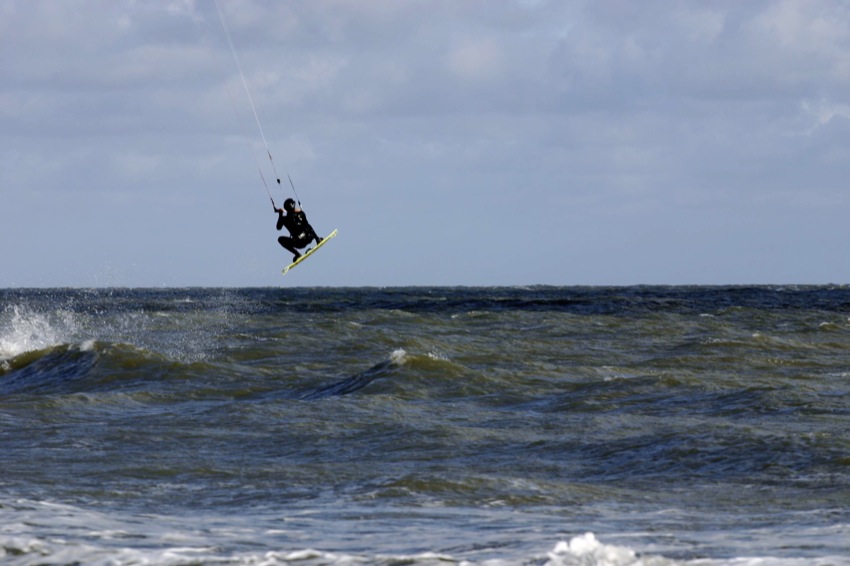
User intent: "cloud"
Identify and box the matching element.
[2,0,850,286]
[447,38,504,82]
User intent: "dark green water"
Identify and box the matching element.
[1,287,848,565]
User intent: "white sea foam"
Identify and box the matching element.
[427,350,450,361]
[390,348,408,365]
[0,306,77,360]
[546,533,657,566]
[1,505,847,566]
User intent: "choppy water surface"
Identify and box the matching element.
[1,286,848,565]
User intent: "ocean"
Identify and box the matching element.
[1,286,848,565]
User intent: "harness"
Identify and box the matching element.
[283,211,310,240]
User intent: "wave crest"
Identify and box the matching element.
[0,305,80,361]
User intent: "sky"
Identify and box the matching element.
[2,0,849,287]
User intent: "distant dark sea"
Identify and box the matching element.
[1,286,848,565]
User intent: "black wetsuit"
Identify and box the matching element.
[277,209,321,259]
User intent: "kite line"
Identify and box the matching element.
[212,0,301,208]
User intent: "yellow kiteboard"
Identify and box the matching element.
[282,229,338,275]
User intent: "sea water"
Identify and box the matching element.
[1,286,848,565]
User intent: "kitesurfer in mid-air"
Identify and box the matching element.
[275,198,323,262]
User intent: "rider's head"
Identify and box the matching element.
[283,198,296,213]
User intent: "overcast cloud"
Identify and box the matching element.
[2,0,849,287]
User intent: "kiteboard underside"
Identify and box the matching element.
[282,228,338,275]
